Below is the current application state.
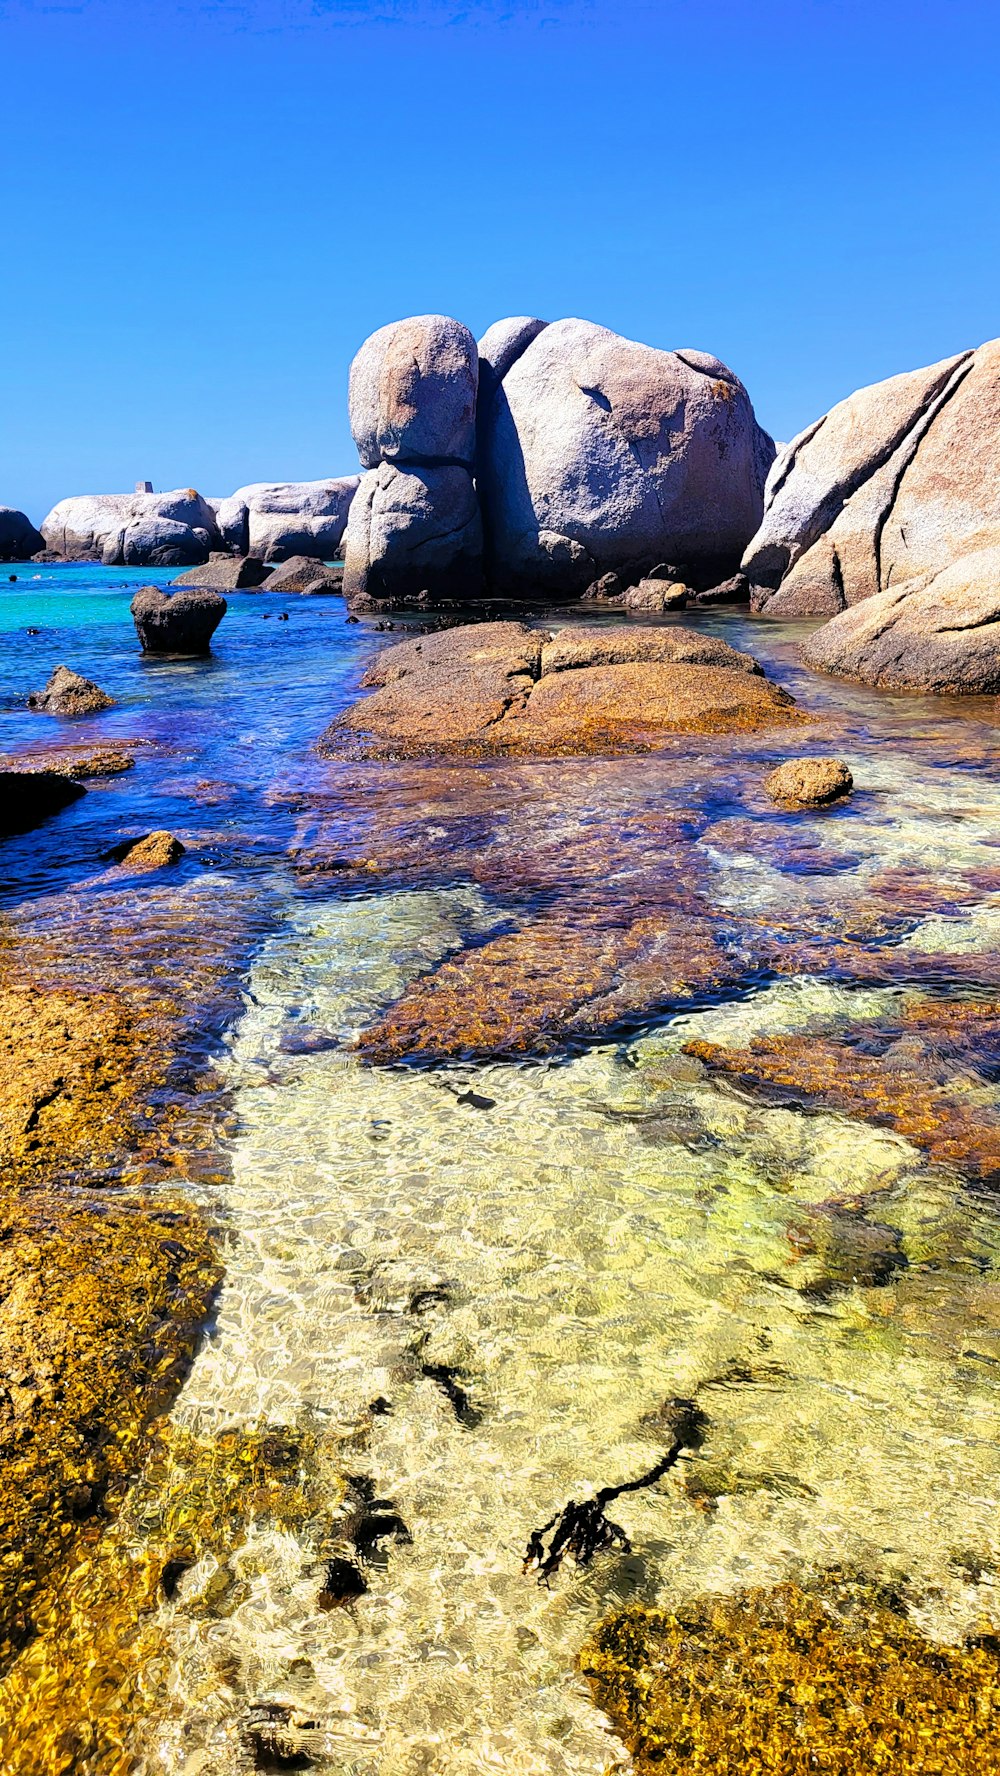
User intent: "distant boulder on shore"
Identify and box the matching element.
[0,507,45,561]
[41,489,220,566]
[212,478,360,562]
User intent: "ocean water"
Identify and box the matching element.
[4,567,1000,1772]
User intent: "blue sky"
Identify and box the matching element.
[1,0,998,522]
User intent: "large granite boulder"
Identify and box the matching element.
[477,319,775,598]
[0,508,45,561]
[212,478,360,561]
[801,546,1000,693]
[743,341,1000,618]
[344,317,481,608]
[348,315,479,469]
[41,489,220,564]
[28,666,115,716]
[130,585,226,655]
[172,554,270,590]
[319,620,800,759]
[0,770,85,835]
[476,316,549,401]
[344,463,482,607]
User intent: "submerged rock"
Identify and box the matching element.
[320,620,800,760]
[0,769,85,835]
[109,830,185,872]
[130,585,226,654]
[801,548,1000,693]
[0,506,45,561]
[171,554,270,590]
[28,665,115,716]
[764,756,853,806]
[583,1579,1000,1776]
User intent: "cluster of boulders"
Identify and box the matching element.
[741,337,1000,692]
[20,478,361,569]
[342,313,776,608]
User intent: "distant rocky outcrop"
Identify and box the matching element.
[130,586,226,654]
[343,316,483,607]
[28,666,115,716]
[41,490,220,566]
[261,555,344,594]
[212,478,360,562]
[319,620,800,759]
[0,508,45,561]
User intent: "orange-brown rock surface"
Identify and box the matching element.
[319,620,802,760]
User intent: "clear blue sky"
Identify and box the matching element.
[1,0,998,523]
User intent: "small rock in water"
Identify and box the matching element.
[317,1555,368,1608]
[28,665,115,716]
[109,830,185,872]
[764,756,853,807]
[130,585,226,655]
[8,574,16,583]
[0,769,85,836]
[25,627,39,635]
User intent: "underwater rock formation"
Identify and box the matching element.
[319,620,801,761]
[583,1578,1000,1775]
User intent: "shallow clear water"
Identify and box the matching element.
[6,568,1000,1771]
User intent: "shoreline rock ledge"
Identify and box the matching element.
[318,620,802,759]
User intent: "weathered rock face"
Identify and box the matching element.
[344,463,483,608]
[476,316,549,401]
[623,578,689,613]
[764,757,853,806]
[261,555,344,594]
[109,830,185,871]
[344,317,482,607]
[744,339,1000,627]
[0,770,85,835]
[478,319,775,597]
[172,555,270,590]
[28,666,115,716]
[130,586,226,655]
[349,315,479,469]
[213,478,360,561]
[801,546,1000,693]
[0,507,45,561]
[41,490,220,565]
[319,619,800,760]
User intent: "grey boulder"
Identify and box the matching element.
[172,554,270,590]
[41,489,220,563]
[349,315,479,469]
[343,463,482,607]
[262,555,344,594]
[476,316,549,398]
[0,507,45,560]
[213,478,360,561]
[744,341,1000,617]
[478,319,774,597]
[130,585,227,654]
[29,665,115,716]
[801,545,1000,693]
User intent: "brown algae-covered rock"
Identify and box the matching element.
[28,665,115,716]
[623,578,689,612]
[764,756,853,806]
[319,620,800,760]
[109,830,185,872]
[583,1581,1000,1776]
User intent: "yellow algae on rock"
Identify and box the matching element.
[583,1580,1000,1776]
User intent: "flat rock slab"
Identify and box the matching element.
[319,619,801,760]
[262,556,344,594]
[171,556,270,591]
